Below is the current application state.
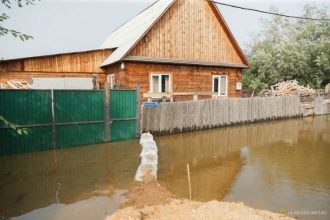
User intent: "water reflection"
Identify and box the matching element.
[156,117,305,201]
[0,116,329,220]
[0,140,140,219]
[158,150,243,201]
[155,116,329,220]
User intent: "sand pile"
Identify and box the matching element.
[108,199,294,220]
[106,176,294,220]
[121,175,174,209]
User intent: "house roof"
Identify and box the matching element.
[99,0,175,67]
[0,49,111,62]
[100,0,249,68]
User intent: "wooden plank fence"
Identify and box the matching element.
[142,96,302,134]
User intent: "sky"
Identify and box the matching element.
[0,0,329,60]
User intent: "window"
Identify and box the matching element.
[150,74,170,93]
[212,75,228,96]
[107,74,115,89]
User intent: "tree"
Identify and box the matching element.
[0,0,39,41]
[0,0,38,135]
[244,5,330,94]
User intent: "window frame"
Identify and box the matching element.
[212,75,228,97]
[150,73,171,93]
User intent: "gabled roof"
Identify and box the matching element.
[100,0,175,67]
[100,0,249,68]
[207,1,249,66]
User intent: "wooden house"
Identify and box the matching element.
[0,50,112,89]
[0,0,249,101]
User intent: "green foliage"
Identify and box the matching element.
[0,115,28,135]
[0,0,39,41]
[0,13,33,41]
[243,71,267,95]
[244,5,330,91]
[1,0,38,8]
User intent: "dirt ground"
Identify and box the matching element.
[107,199,294,220]
[106,175,294,220]
[120,175,174,209]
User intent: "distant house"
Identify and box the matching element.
[0,0,249,101]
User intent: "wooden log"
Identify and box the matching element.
[187,164,192,200]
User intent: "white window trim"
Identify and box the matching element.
[212,75,228,97]
[150,73,171,93]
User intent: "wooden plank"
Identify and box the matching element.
[0,49,111,73]
[141,96,303,134]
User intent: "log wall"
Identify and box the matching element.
[142,96,302,134]
[106,62,243,101]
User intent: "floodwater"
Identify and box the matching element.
[0,140,141,220]
[0,116,329,220]
[157,116,330,220]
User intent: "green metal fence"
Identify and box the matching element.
[110,90,137,141]
[0,90,53,155]
[54,90,105,148]
[0,86,140,155]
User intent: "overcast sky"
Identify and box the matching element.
[0,0,329,60]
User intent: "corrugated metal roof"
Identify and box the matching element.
[100,0,174,67]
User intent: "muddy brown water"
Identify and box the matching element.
[0,116,329,220]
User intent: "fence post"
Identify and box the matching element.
[51,90,56,149]
[136,83,141,137]
[104,83,111,142]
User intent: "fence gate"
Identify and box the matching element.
[106,88,140,142]
[0,85,140,155]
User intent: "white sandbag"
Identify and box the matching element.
[135,132,158,182]
[139,133,155,144]
[141,155,158,166]
[140,148,158,157]
[135,164,158,182]
[135,165,144,182]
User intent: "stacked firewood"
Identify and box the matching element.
[262,80,315,97]
[0,80,32,89]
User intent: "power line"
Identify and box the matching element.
[209,0,330,21]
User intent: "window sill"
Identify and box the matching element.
[213,94,228,97]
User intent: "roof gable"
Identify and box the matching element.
[207,1,249,66]
[100,0,248,67]
[100,0,174,67]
